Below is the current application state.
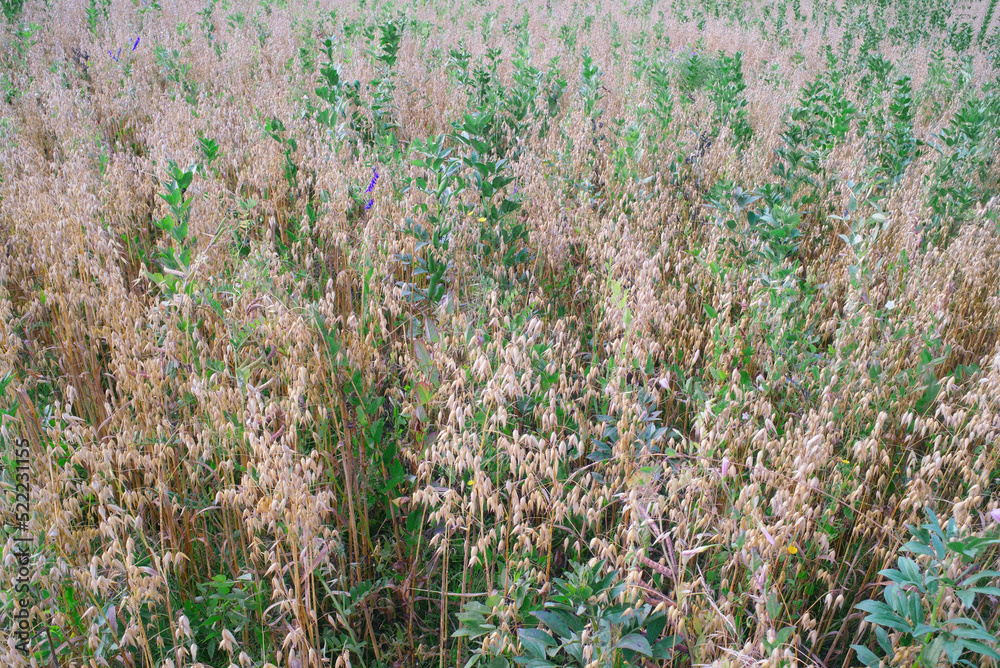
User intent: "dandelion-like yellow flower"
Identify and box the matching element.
[787,545,798,555]
[478,217,487,222]
[841,458,850,464]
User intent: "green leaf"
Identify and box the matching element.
[923,636,946,668]
[453,625,494,640]
[945,617,985,627]
[865,612,913,633]
[898,557,923,586]
[704,303,718,318]
[943,639,965,665]
[960,639,1000,660]
[651,635,682,659]
[530,611,572,638]
[951,627,998,643]
[879,567,907,586]
[615,633,652,657]
[968,586,1000,596]
[851,644,881,667]
[562,640,584,664]
[908,591,924,625]
[518,628,556,660]
[959,570,1000,587]
[915,376,940,415]
[875,627,892,656]
[855,600,892,615]
[931,532,947,559]
[415,381,434,406]
[957,590,976,608]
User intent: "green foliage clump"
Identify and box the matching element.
[673,47,717,97]
[710,50,753,148]
[852,508,1000,668]
[456,560,682,668]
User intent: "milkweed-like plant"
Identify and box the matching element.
[851,507,1000,668]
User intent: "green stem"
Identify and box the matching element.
[918,564,949,668]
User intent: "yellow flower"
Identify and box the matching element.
[841,458,850,464]
[478,217,487,222]
[787,545,798,555]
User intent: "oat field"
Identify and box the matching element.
[2,0,1000,666]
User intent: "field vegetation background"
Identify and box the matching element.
[2,0,1000,666]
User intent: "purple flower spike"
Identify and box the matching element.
[132,37,140,51]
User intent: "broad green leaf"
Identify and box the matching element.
[943,639,965,665]
[651,635,683,659]
[518,627,556,661]
[931,533,947,559]
[865,612,913,633]
[878,567,907,586]
[541,607,583,633]
[969,586,1000,596]
[915,376,940,415]
[646,613,666,643]
[898,557,923,586]
[530,611,572,638]
[563,640,584,664]
[875,627,892,656]
[415,381,434,406]
[913,624,941,635]
[960,639,1000,660]
[851,644,880,667]
[615,633,652,657]
[855,600,892,615]
[951,627,998,643]
[959,571,1000,587]
[908,591,924,624]
[922,636,946,668]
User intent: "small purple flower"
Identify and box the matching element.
[365,198,374,210]
[132,37,140,51]
[991,508,1000,524]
